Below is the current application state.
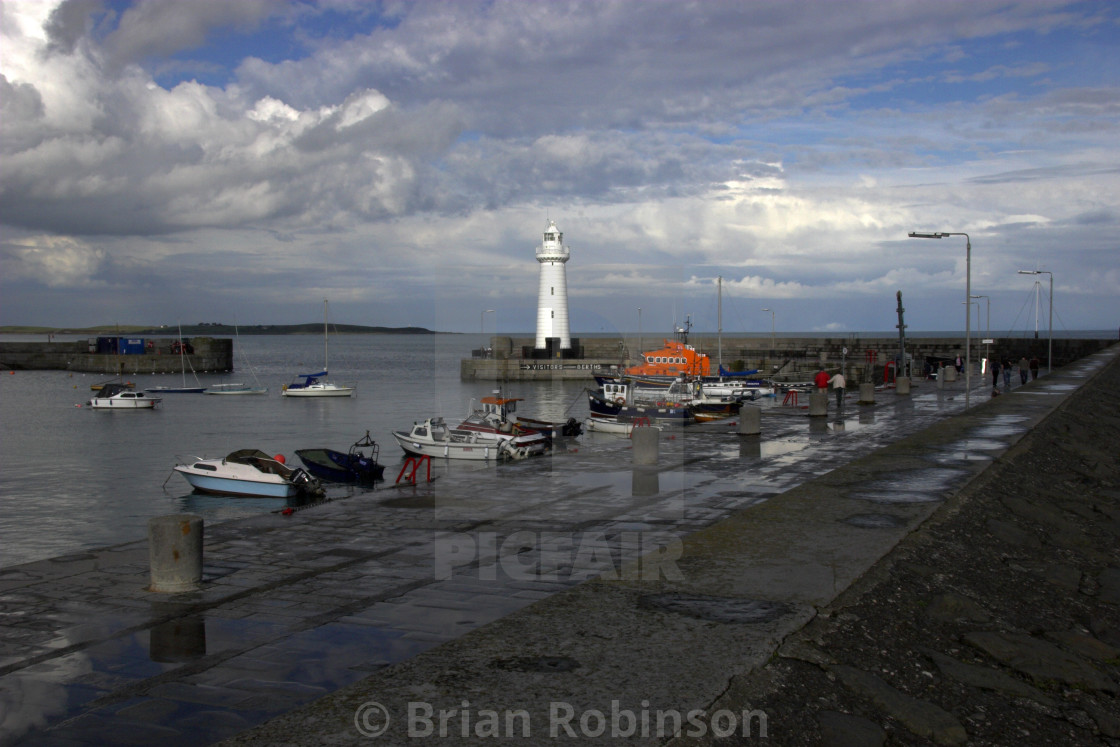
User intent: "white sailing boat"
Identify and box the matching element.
[206,323,268,395]
[147,324,206,393]
[280,300,355,398]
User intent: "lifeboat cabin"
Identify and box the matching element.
[626,339,711,378]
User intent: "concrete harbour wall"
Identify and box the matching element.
[462,334,1113,382]
[0,337,233,373]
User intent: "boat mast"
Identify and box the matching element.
[177,322,186,387]
[717,276,722,375]
[323,299,329,371]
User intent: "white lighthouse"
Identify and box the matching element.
[534,219,572,352]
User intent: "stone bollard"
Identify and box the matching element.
[632,426,660,465]
[936,368,945,389]
[858,382,875,405]
[737,405,761,436]
[149,514,203,593]
[896,376,911,395]
[944,366,958,382]
[808,391,829,417]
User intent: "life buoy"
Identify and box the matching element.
[614,397,625,405]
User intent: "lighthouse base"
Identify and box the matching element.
[526,337,581,359]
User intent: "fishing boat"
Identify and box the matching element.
[587,385,696,426]
[393,417,547,460]
[173,449,323,498]
[281,300,355,397]
[456,392,554,450]
[295,432,385,483]
[148,327,206,393]
[87,383,161,409]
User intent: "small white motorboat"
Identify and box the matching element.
[583,417,664,436]
[173,449,323,498]
[393,417,546,460]
[87,384,161,409]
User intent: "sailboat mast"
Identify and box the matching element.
[717,276,722,374]
[178,322,186,387]
[323,299,329,371]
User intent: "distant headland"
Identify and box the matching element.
[0,323,437,336]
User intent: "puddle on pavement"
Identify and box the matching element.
[855,491,944,504]
[853,466,964,503]
[843,513,907,529]
[638,593,790,624]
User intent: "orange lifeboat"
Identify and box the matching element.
[626,339,710,377]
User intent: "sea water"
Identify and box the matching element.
[0,334,589,568]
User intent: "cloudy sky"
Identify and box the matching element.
[1,0,1117,336]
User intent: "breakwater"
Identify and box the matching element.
[0,337,233,373]
[461,334,1113,381]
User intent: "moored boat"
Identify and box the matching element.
[515,415,583,440]
[87,383,161,409]
[456,392,554,452]
[583,417,664,436]
[587,386,695,426]
[173,449,323,498]
[296,432,385,483]
[281,371,354,397]
[205,382,269,395]
[281,300,355,397]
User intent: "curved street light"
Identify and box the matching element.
[761,308,775,352]
[1018,270,1053,373]
[909,231,972,407]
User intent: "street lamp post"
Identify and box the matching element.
[762,308,775,353]
[1018,270,1053,373]
[637,307,642,359]
[972,294,990,374]
[909,231,972,407]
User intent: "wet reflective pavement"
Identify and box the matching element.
[1,349,1116,745]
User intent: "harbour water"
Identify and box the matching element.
[0,334,594,569]
[2,329,1109,570]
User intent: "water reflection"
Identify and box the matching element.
[149,616,207,663]
[631,468,659,496]
[738,435,762,460]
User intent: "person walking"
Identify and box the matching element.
[1002,358,1012,389]
[1018,356,1030,385]
[990,357,1001,388]
[1029,356,1040,380]
[828,371,846,409]
[814,367,830,391]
